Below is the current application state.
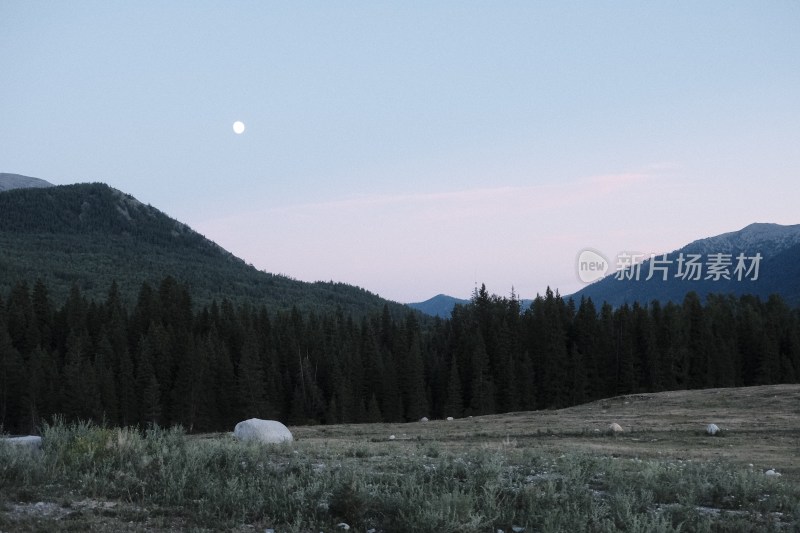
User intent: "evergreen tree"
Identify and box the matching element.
[683,292,711,389]
[365,393,383,423]
[237,335,269,419]
[469,335,495,415]
[94,335,120,424]
[443,356,464,418]
[400,331,428,421]
[0,325,24,432]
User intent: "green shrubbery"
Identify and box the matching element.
[1,419,799,531]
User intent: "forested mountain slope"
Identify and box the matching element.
[570,223,800,307]
[0,182,407,316]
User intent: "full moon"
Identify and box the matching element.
[232,121,245,134]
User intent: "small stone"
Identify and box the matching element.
[706,423,720,436]
[765,469,782,477]
[337,523,351,530]
[608,423,623,434]
[419,417,429,422]
[446,416,454,421]
[389,434,396,440]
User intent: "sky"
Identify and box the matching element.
[2,2,799,303]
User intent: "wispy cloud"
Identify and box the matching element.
[192,171,663,301]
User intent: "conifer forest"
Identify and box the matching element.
[1,278,799,434]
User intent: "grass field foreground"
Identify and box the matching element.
[2,385,799,532]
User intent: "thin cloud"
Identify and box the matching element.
[192,171,662,301]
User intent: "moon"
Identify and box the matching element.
[232,121,245,134]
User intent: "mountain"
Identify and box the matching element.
[0,173,55,192]
[407,294,470,318]
[409,293,535,317]
[0,180,410,316]
[569,223,800,307]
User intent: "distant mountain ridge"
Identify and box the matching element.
[569,223,800,307]
[408,294,470,318]
[0,178,410,316]
[0,173,54,192]
[681,223,800,255]
[409,293,535,317]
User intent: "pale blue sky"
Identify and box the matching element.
[2,2,799,302]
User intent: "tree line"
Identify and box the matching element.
[1,279,799,434]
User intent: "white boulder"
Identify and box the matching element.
[608,423,624,434]
[1,435,42,452]
[706,423,720,436]
[419,417,429,422]
[765,469,782,477]
[446,416,454,421]
[233,419,293,444]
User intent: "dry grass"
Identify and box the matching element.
[292,384,800,476]
[3,384,798,531]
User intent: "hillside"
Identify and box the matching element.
[570,223,800,307]
[295,383,800,476]
[0,173,54,192]
[0,181,409,315]
[407,294,470,317]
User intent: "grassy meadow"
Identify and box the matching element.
[2,385,799,532]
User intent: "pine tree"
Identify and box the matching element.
[683,292,711,390]
[400,333,428,421]
[0,325,24,432]
[61,332,100,422]
[94,335,119,424]
[141,373,162,426]
[379,349,404,422]
[237,335,269,419]
[469,335,495,415]
[365,394,383,423]
[6,281,37,356]
[443,356,463,418]
[32,279,54,350]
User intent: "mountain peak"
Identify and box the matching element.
[0,173,55,192]
[570,222,800,307]
[685,222,800,255]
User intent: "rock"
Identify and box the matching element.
[446,416,454,421]
[608,423,624,434]
[419,417,429,422]
[233,419,293,444]
[336,523,351,530]
[389,434,396,440]
[1,435,42,452]
[706,423,720,436]
[765,469,782,477]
